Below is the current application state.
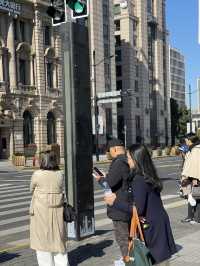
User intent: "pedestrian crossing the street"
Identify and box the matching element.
[0,178,187,251]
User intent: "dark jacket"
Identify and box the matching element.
[100,154,131,221]
[113,175,177,264]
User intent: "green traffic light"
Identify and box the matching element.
[67,0,85,14]
[74,2,84,13]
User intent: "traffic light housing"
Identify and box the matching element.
[46,0,67,26]
[67,0,89,19]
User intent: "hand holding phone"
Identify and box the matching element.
[93,167,104,176]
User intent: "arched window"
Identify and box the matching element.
[47,112,56,144]
[23,110,34,145]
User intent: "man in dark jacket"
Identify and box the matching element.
[95,138,131,258]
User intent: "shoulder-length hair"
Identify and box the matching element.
[40,151,60,171]
[128,144,163,193]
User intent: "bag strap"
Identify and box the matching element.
[131,206,144,241]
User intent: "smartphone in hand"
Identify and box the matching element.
[93,167,104,176]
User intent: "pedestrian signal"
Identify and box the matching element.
[67,0,89,19]
[46,0,67,26]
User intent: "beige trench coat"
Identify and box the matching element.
[30,169,67,253]
[182,144,200,181]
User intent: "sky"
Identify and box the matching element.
[166,0,200,109]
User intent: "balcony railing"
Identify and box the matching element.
[147,14,158,26]
[15,84,38,95]
[0,81,7,93]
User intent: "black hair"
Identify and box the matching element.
[128,144,163,193]
[40,151,60,171]
[185,133,199,144]
[185,133,200,150]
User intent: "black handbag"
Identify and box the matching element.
[63,202,76,223]
[192,186,200,199]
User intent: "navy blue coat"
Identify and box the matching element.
[113,175,177,264]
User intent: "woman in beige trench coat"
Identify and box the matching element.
[30,151,69,266]
[181,133,200,224]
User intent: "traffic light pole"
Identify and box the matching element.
[93,50,100,162]
[61,22,75,214]
[189,84,192,133]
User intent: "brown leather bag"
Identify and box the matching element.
[124,206,145,263]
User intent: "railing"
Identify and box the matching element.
[0,81,7,93]
[15,84,38,95]
[147,14,158,25]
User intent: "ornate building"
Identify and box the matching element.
[0,0,64,159]
[114,0,171,146]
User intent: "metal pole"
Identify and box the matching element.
[189,84,192,132]
[93,50,99,161]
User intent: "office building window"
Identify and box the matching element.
[135,80,139,91]
[23,110,34,145]
[106,108,112,136]
[47,112,56,144]
[117,80,122,91]
[20,21,25,42]
[19,59,26,84]
[114,4,121,15]
[44,26,51,46]
[115,50,122,62]
[114,20,120,31]
[116,65,122,77]
[115,35,121,47]
[135,115,141,136]
[136,97,140,108]
[47,62,54,88]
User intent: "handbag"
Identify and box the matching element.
[125,206,152,266]
[63,202,76,223]
[192,186,200,199]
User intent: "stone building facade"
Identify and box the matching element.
[0,0,64,159]
[89,0,118,151]
[114,0,171,146]
[169,47,186,108]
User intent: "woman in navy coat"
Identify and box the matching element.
[105,144,177,265]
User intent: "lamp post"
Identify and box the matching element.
[92,50,114,161]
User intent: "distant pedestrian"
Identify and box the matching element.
[94,138,131,261]
[30,151,69,266]
[104,144,177,265]
[181,133,200,224]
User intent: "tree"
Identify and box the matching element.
[178,107,190,138]
[170,98,179,145]
[170,99,190,145]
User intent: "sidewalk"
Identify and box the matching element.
[1,229,200,266]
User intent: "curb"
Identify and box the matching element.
[14,156,179,171]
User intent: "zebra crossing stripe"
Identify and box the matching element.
[0,191,31,199]
[0,195,31,203]
[0,225,29,237]
[0,185,29,192]
[0,187,29,195]
[0,184,12,187]
[0,207,29,217]
[0,215,29,226]
[0,201,30,209]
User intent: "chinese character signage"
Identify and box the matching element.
[0,0,21,15]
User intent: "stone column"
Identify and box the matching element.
[56,118,64,158]
[0,48,4,81]
[13,118,24,154]
[7,18,17,89]
[34,9,45,95]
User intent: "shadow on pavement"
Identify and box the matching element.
[0,252,20,263]
[69,239,113,266]
[95,229,113,236]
